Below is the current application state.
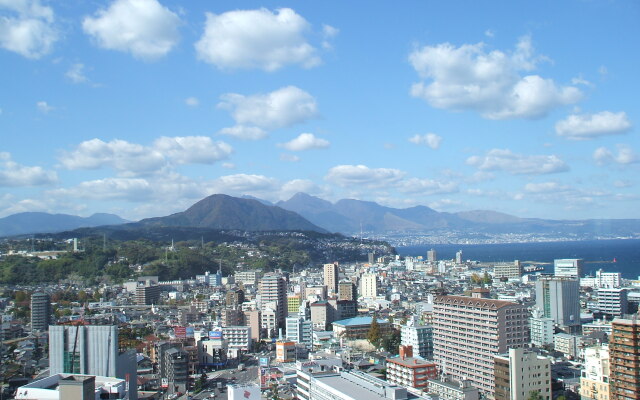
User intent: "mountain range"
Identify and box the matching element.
[3,193,639,239]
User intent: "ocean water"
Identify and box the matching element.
[396,239,640,279]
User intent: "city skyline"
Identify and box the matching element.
[1,0,638,221]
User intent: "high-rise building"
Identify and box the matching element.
[258,273,287,332]
[610,316,640,400]
[49,325,137,399]
[135,284,160,305]
[323,262,339,295]
[494,261,523,280]
[401,318,433,359]
[338,281,357,301]
[554,259,584,278]
[455,250,463,264]
[30,292,51,332]
[529,307,555,347]
[535,276,581,329]
[580,344,610,400]
[285,317,312,348]
[433,295,530,398]
[597,288,629,317]
[581,269,622,289]
[494,348,551,400]
[427,249,437,262]
[360,273,377,299]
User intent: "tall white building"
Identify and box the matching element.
[529,307,554,347]
[535,276,581,329]
[597,288,628,317]
[401,318,433,359]
[324,262,339,295]
[554,259,583,278]
[580,344,610,400]
[433,295,530,398]
[360,273,378,299]
[285,317,313,348]
[494,348,551,400]
[581,269,621,289]
[259,273,287,332]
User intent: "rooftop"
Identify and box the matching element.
[333,316,388,327]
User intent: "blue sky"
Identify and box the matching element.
[0,0,638,220]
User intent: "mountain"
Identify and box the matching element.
[277,192,640,238]
[137,194,327,233]
[0,212,128,237]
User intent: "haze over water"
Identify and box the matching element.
[397,239,640,279]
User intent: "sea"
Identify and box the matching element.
[396,239,640,279]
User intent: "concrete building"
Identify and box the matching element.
[386,346,437,390]
[455,250,463,264]
[580,344,610,400]
[310,301,331,330]
[494,261,523,280]
[360,273,378,299]
[235,270,262,285]
[554,333,582,359]
[15,374,130,400]
[285,317,313,347]
[597,288,628,317]
[433,295,530,398]
[324,262,339,295]
[401,319,433,359]
[535,276,581,329]
[228,384,261,400]
[222,326,252,353]
[244,310,261,341]
[554,259,584,278]
[529,307,555,347]
[494,348,551,400]
[30,292,51,332]
[221,308,245,327]
[609,316,640,400]
[275,340,296,363]
[427,376,479,400]
[226,289,245,306]
[338,281,357,301]
[135,283,160,305]
[581,269,622,289]
[288,294,301,315]
[49,325,137,399]
[259,273,287,332]
[332,316,390,340]
[163,347,188,394]
[427,249,437,262]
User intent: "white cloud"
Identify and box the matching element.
[466,149,569,175]
[221,162,235,169]
[184,97,199,107]
[613,180,632,188]
[82,0,181,61]
[0,0,58,59]
[279,153,300,162]
[60,136,232,176]
[571,76,592,87]
[523,182,571,193]
[399,177,458,195]
[36,100,53,113]
[66,63,89,84]
[594,145,639,165]
[408,133,442,149]
[218,86,318,138]
[555,111,632,140]
[279,133,329,151]
[195,8,320,71]
[409,36,582,119]
[484,29,494,38]
[325,164,406,188]
[218,126,267,141]
[0,151,57,186]
[321,24,339,50]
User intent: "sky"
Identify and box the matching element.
[0,0,639,221]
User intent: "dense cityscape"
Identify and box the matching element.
[0,235,638,400]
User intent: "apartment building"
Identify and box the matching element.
[580,344,610,400]
[609,316,640,400]
[494,348,551,400]
[386,346,437,390]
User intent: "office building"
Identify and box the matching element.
[226,289,245,306]
[428,249,437,262]
[244,310,261,341]
[324,262,339,295]
[401,318,433,359]
[338,281,357,301]
[554,259,584,278]
[259,273,287,332]
[30,292,51,332]
[49,325,137,399]
[610,316,640,400]
[15,374,131,400]
[135,283,160,305]
[535,276,581,329]
[310,301,331,330]
[285,317,313,348]
[288,294,301,315]
[222,326,252,353]
[360,273,377,299]
[427,376,479,400]
[163,347,188,394]
[554,333,582,359]
[581,269,622,289]
[386,346,437,390]
[580,344,610,400]
[494,348,551,400]
[597,288,628,317]
[332,316,390,340]
[455,250,463,264]
[235,270,262,285]
[494,261,523,280]
[433,295,530,398]
[529,307,554,347]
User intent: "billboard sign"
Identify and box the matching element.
[259,357,270,367]
[174,326,186,338]
[209,330,223,339]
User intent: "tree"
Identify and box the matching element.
[367,313,381,348]
[528,391,544,400]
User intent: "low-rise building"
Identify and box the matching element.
[332,316,389,340]
[386,346,437,390]
[427,376,479,400]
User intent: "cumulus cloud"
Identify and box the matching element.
[195,8,321,71]
[523,182,571,193]
[325,164,406,188]
[409,36,582,119]
[0,0,58,58]
[466,149,569,175]
[594,145,639,165]
[279,133,329,151]
[36,100,53,113]
[218,86,318,139]
[556,111,632,140]
[59,136,232,176]
[399,177,458,195]
[0,152,57,186]
[408,133,442,149]
[82,0,181,60]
